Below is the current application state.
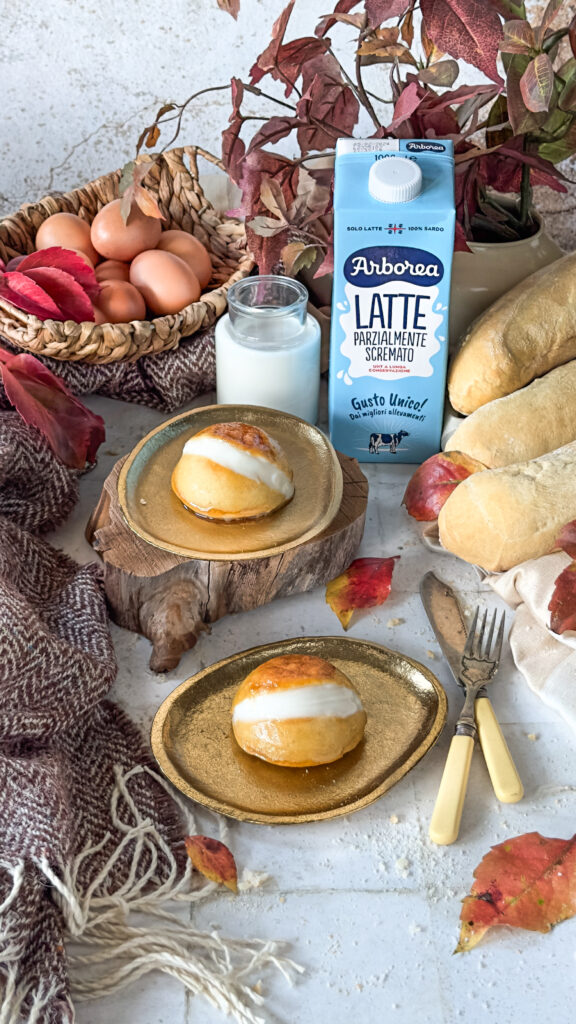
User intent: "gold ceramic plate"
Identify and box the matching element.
[118,405,343,560]
[151,636,447,825]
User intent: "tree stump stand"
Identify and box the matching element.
[86,452,368,672]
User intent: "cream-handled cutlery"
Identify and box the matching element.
[420,573,524,845]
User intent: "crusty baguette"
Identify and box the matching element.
[438,441,576,572]
[445,361,576,468]
[448,251,575,414]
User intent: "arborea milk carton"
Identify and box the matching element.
[329,138,455,463]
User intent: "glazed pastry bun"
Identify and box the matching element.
[171,421,295,522]
[232,654,367,767]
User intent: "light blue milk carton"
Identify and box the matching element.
[329,138,455,463]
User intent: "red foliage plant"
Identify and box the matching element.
[136,0,576,278]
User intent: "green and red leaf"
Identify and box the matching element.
[185,835,238,892]
[520,53,555,113]
[326,556,399,630]
[499,19,535,54]
[403,451,486,521]
[456,832,576,952]
[0,347,105,468]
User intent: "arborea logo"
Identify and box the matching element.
[343,245,444,287]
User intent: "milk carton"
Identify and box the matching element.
[329,139,455,463]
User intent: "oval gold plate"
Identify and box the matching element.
[118,405,343,561]
[151,636,447,825]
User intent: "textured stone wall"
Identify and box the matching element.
[1,0,575,248]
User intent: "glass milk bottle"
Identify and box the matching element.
[215,276,321,423]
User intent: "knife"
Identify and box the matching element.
[420,572,523,806]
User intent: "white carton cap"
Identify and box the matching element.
[368,156,422,204]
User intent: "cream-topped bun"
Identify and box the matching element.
[171,421,295,521]
[232,654,367,767]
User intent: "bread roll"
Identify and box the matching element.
[448,252,574,414]
[438,441,576,572]
[232,654,367,767]
[445,361,576,468]
[171,421,294,521]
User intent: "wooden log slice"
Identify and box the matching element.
[87,452,368,672]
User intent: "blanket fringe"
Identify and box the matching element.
[31,765,303,1024]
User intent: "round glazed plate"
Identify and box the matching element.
[118,405,343,561]
[151,636,447,825]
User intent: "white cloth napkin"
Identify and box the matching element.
[488,552,576,733]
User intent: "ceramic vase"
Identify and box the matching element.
[449,215,563,351]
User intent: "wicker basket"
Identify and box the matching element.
[0,146,254,364]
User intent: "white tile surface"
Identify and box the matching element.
[54,392,576,1024]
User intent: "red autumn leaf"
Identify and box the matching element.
[420,0,504,85]
[549,562,576,635]
[185,835,238,892]
[520,53,555,113]
[16,246,100,301]
[456,832,576,953]
[24,268,94,323]
[0,346,105,468]
[535,0,564,49]
[365,0,412,28]
[403,451,486,522]
[316,1,363,37]
[5,255,26,271]
[246,116,301,155]
[387,82,425,133]
[222,116,246,185]
[274,37,331,96]
[315,243,334,277]
[326,556,399,630]
[217,0,240,19]
[296,53,360,153]
[556,520,576,559]
[249,0,295,87]
[0,271,64,320]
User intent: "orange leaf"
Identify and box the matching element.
[456,832,576,953]
[133,184,164,220]
[185,835,238,892]
[326,556,398,630]
[403,451,485,522]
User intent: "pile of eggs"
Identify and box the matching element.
[35,202,212,324]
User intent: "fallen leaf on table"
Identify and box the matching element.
[0,347,105,469]
[403,451,485,521]
[548,520,576,635]
[456,831,576,953]
[185,835,238,892]
[326,556,398,630]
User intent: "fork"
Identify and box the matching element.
[429,607,506,846]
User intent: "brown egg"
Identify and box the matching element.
[93,280,147,323]
[129,249,201,315]
[69,247,96,268]
[156,229,212,289]
[90,199,162,262]
[95,259,131,283]
[36,213,100,264]
[92,304,108,324]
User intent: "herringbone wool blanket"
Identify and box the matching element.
[0,412,299,1024]
[0,326,216,414]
